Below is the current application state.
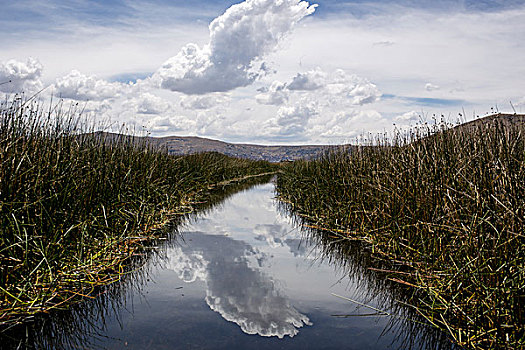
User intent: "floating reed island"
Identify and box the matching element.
[0,95,276,325]
[276,114,525,349]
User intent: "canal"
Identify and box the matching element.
[3,180,456,349]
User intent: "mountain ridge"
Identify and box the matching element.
[91,113,524,162]
[91,132,344,162]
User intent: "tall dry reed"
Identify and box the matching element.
[276,115,525,349]
[0,95,275,323]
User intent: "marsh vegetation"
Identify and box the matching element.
[2,180,458,350]
[0,175,275,349]
[2,91,523,349]
[0,95,276,324]
[276,115,525,349]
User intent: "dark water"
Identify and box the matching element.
[3,181,457,349]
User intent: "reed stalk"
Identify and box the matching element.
[0,95,276,324]
[276,114,525,349]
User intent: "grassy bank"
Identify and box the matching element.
[276,115,525,349]
[2,174,275,349]
[0,96,276,324]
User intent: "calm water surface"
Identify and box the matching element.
[6,182,456,349]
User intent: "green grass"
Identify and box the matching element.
[0,95,276,324]
[276,116,525,349]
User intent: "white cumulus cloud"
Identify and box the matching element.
[324,70,382,106]
[287,67,326,91]
[181,93,230,110]
[121,92,173,115]
[425,83,440,91]
[265,101,318,137]
[146,115,197,133]
[257,68,381,108]
[154,0,317,95]
[394,111,420,122]
[256,81,289,105]
[250,68,383,141]
[54,70,125,101]
[312,110,386,139]
[0,57,43,94]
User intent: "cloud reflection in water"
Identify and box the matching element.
[254,223,309,257]
[165,233,311,338]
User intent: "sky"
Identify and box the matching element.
[1,0,525,144]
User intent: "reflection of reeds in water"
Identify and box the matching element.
[0,175,275,349]
[276,115,525,349]
[1,248,156,349]
[0,94,276,325]
[279,201,458,350]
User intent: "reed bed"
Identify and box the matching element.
[2,174,275,349]
[278,201,458,350]
[0,95,275,325]
[276,115,525,349]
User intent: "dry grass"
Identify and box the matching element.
[276,115,525,349]
[0,95,276,324]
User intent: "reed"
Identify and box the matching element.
[0,95,276,324]
[276,115,525,349]
[1,174,275,349]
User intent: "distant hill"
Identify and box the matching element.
[89,133,342,162]
[152,136,344,162]
[89,113,524,162]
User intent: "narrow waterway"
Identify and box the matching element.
[4,181,456,349]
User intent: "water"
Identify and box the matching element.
[3,181,456,349]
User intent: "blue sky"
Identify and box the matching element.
[4,0,524,31]
[1,0,525,144]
